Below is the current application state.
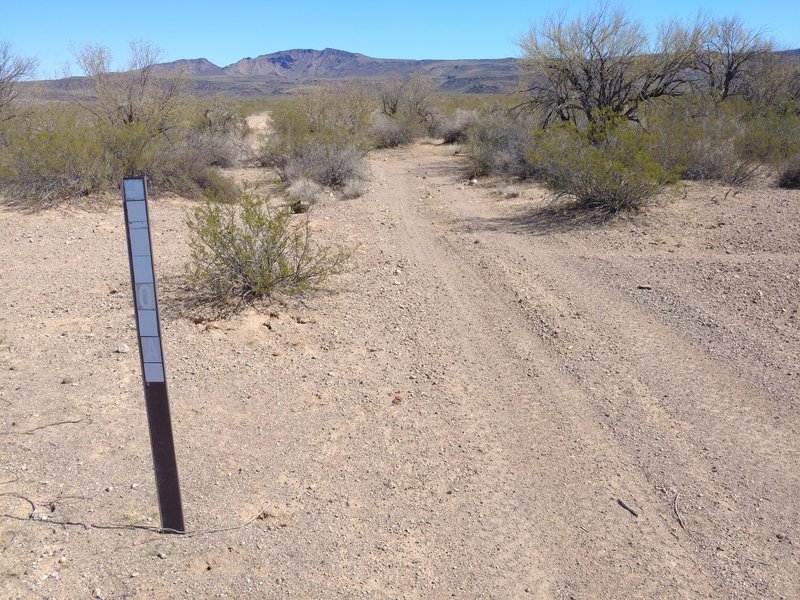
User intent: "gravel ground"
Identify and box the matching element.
[1,140,798,599]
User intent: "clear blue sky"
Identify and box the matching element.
[3,0,799,79]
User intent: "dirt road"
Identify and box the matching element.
[1,142,798,598]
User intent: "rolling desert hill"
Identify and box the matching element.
[158,48,520,95]
[29,48,521,100]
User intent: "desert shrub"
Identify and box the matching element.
[184,129,242,169]
[0,107,110,206]
[284,139,368,188]
[185,189,350,308]
[737,112,800,166]
[645,101,759,185]
[0,97,247,207]
[778,154,800,189]
[194,168,240,204]
[465,109,538,178]
[258,117,369,190]
[528,126,672,213]
[434,109,480,144]
[181,98,249,168]
[340,177,366,199]
[378,75,436,139]
[287,177,322,211]
[370,114,413,148]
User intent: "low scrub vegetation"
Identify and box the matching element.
[185,188,350,310]
[460,7,800,213]
[529,125,674,213]
[0,42,247,207]
[255,86,371,195]
[465,109,539,179]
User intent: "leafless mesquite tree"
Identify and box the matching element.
[74,40,185,132]
[695,16,773,101]
[0,41,37,122]
[378,74,435,124]
[518,7,703,128]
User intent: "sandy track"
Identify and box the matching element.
[1,142,798,598]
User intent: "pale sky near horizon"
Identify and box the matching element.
[3,0,799,79]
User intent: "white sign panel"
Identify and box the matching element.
[123,178,165,383]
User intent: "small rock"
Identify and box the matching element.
[61,376,75,385]
[392,395,403,405]
[105,486,113,492]
[384,479,397,489]
[637,284,653,290]
[157,552,167,559]
[115,344,130,354]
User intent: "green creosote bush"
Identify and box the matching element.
[736,112,800,166]
[0,101,246,207]
[528,125,674,214]
[644,101,760,186]
[185,188,351,309]
[0,107,110,206]
[778,154,800,189]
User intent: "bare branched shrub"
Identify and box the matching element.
[74,41,186,131]
[377,75,436,140]
[0,41,37,122]
[695,16,773,101]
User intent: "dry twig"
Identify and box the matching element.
[617,498,639,517]
[1,419,83,436]
[673,492,687,530]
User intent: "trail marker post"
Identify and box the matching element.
[122,177,185,533]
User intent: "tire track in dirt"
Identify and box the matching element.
[360,142,799,598]
[361,146,719,597]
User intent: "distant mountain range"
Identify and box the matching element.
[134,48,518,96]
[28,47,800,100]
